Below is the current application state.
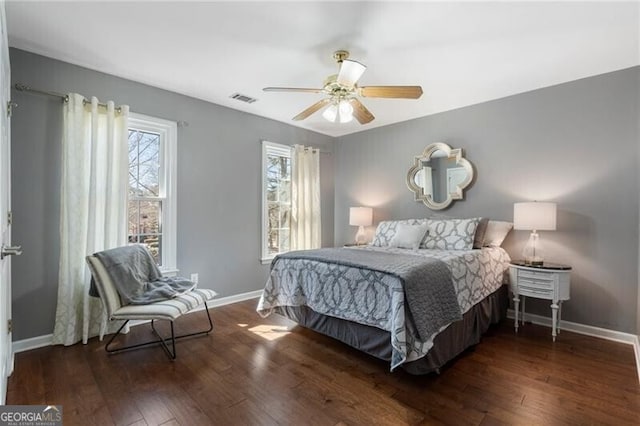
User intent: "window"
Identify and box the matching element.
[128,113,177,272]
[261,141,291,262]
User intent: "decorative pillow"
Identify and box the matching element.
[371,218,428,247]
[482,220,513,247]
[473,218,490,249]
[389,224,429,250]
[423,218,481,250]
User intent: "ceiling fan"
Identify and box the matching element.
[263,50,423,125]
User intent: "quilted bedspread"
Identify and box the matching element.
[257,246,510,370]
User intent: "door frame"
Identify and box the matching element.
[0,0,13,404]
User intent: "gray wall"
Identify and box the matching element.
[335,67,639,334]
[637,67,640,337]
[9,47,639,339]
[9,48,335,341]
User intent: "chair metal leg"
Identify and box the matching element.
[104,302,214,361]
[150,320,177,360]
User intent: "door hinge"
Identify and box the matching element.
[6,101,16,117]
[7,211,11,226]
[7,319,12,333]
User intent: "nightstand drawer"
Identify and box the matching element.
[518,284,553,299]
[518,269,555,281]
[518,277,554,290]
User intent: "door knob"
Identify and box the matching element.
[1,245,22,259]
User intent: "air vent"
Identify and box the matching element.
[230,93,257,104]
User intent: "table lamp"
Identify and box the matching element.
[349,207,373,245]
[513,202,557,266]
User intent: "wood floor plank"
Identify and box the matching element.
[461,357,640,424]
[220,398,280,426]
[89,358,146,425]
[470,348,640,414]
[8,299,640,425]
[245,378,341,426]
[6,349,45,404]
[125,420,148,426]
[133,392,175,426]
[157,386,213,426]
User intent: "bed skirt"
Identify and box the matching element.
[273,284,509,374]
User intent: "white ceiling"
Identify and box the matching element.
[6,1,639,137]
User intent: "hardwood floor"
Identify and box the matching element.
[7,299,640,425]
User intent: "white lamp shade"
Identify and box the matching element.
[349,207,373,227]
[514,202,557,231]
[338,100,353,123]
[337,59,367,87]
[322,104,337,122]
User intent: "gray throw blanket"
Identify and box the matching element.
[92,245,196,305]
[276,248,462,342]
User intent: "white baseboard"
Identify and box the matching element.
[507,309,640,383]
[632,335,640,385]
[206,289,263,309]
[12,290,263,354]
[12,334,53,354]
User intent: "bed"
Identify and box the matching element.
[256,218,512,374]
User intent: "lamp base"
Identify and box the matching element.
[354,226,366,246]
[522,230,545,266]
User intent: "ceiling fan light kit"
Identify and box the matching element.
[323,100,354,123]
[263,50,423,125]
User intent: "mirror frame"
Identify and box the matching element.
[406,142,474,210]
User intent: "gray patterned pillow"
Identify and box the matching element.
[423,218,481,250]
[371,218,428,247]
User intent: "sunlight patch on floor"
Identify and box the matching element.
[248,324,291,341]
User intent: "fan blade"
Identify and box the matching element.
[337,59,367,88]
[359,86,423,99]
[263,87,324,93]
[293,98,332,121]
[348,98,375,124]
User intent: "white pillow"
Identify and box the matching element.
[388,224,429,250]
[371,219,428,247]
[482,220,513,247]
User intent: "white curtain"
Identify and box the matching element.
[52,94,130,346]
[290,145,321,250]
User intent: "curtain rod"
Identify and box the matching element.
[14,83,189,127]
[14,83,66,101]
[15,83,118,111]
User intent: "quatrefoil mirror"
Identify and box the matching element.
[406,142,474,210]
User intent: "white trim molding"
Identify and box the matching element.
[632,335,640,385]
[12,334,53,354]
[128,113,178,271]
[508,309,640,383]
[261,140,292,263]
[12,290,263,354]
[206,289,262,309]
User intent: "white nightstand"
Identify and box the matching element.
[509,261,571,342]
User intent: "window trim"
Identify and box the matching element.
[128,112,177,273]
[261,140,292,264]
